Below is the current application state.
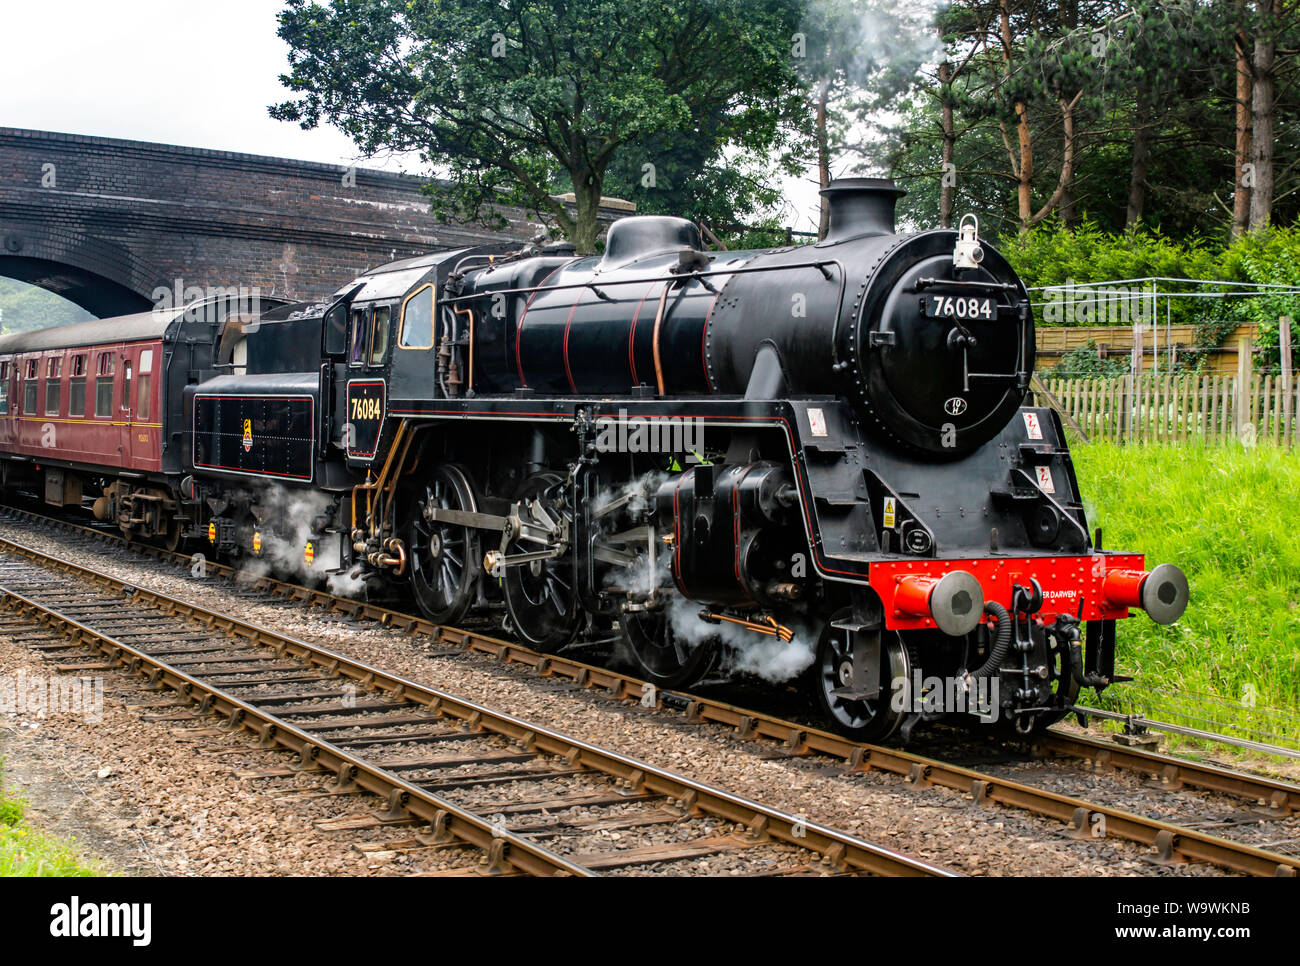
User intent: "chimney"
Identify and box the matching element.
[819,178,906,242]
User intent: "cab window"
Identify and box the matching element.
[368,306,391,366]
[399,286,434,349]
[348,308,369,366]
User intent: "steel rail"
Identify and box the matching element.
[0,535,948,878]
[0,586,593,877]
[1067,704,1300,761]
[1034,731,1300,814]
[3,508,1298,875]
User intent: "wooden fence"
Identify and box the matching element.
[1035,322,1259,375]
[1034,373,1299,445]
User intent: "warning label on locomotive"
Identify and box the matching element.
[193,394,314,482]
[346,379,386,460]
[1023,411,1043,439]
[882,496,897,529]
[1035,465,1056,493]
[807,407,827,437]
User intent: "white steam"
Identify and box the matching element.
[798,0,948,186]
[596,467,816,684]
[238,484,360,596]
[665,595,816,684]
[595,470,669,600]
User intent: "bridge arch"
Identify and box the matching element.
[0,127,622,317]
[0,223,158,318]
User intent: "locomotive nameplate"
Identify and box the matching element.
[924,295,995,320]
[345,379,386,461]
[193,394,315,482]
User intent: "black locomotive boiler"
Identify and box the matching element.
[0,178,1189,741]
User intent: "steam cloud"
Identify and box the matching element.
[236,484,362,597]
[598,469,816,684]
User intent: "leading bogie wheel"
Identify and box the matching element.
[812,614,911,742]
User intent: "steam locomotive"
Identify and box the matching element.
[0,178,1188,740]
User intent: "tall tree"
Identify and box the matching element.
[1103,1,1228,227]
[1234,0,1254,236]
[1249,0,1281,229]
[271,0,809,252]
[938,58,957,226]
[884,0,1283,239]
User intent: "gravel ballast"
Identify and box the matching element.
[0,518,1257,876]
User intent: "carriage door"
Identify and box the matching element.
[0,361,12,449]
[128,348,155,466]
[120,351,135,463]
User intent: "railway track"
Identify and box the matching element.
[2,505,1297,877]
[0,533,949,877]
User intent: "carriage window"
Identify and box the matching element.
[137,349,153,421]
[348,309,369,366]
[368,305,391,365]
[69,376,86,417]
[95,379,113,418]
[399,285,434,349]
[122,361,132,411]
[68,355,86,416]
[95,352,115,418]
[23,375,37,415]
[0,362,7,415]
[44,357,61,416]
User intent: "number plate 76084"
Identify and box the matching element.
[924,295,996,320]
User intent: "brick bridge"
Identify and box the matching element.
[0,127,623,318]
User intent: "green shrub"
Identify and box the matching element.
[1048,339,1130,378]
[1001,219,1300,369]
[999,219,1221,333]
[1219,227,1300,371]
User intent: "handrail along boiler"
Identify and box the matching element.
[0,178,1188,740]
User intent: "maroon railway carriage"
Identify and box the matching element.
[0,303,247,546]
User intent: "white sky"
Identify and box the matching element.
[0,1,407,169]
[0,0,829,231]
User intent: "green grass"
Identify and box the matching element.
[1071,442,1300,742]
[0,759,100,876]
